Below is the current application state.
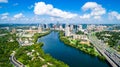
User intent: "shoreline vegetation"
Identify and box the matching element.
[33,31,51,43]
[15,30,69,67]
[95,31,120,52]
[59,31,106,61]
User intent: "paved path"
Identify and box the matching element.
[10,52,24,67]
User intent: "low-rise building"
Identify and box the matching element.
[72,34,88,40]
[72,34,90,45]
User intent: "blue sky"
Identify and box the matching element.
[0,0,120,24]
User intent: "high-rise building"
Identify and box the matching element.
[70,24,74,31]
[56,21,60,28]
[65,24,70,36]
[59,25,63,31]
[43,24,47,29]
[49,23,53,28]
[43,24,48,29]
[38,24,42,33]
[78,25,82,31]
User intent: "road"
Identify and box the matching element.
[0,34,7,36]
[88,32,120,67]
[10,51,24,67]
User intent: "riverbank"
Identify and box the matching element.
[15,31,69,67]
[59,31,106,61]
[33,31,51,43]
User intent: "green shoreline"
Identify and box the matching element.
[15,31,69,67]
[58,31,106,61]
[33,31,51,43]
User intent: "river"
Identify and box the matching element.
[38,31,110,67]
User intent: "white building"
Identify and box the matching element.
[59,25,64,31]
[38,25,42,33]
[87,25,96,32]
[70,25,74,31]
[65,24,70,36]
[87,25,107,32]
[78,25,82,31]
[95,25,107,31]
[73,34,88,40]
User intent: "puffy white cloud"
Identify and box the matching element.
[1,15,8,20]
[0,0,8,3]
[79,14,101,19]
[34,2,53,15]
[13,13,24,19]
[82,2,106,16]
[93,16,101,19]
[80,14,90,19]
[82,2,98,10]
[109,11,120,20]
[0,12,9,20]
[81,2,106,19]
[34,2,77,19]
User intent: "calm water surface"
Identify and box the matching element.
[38,31,110,67]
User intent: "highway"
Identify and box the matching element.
[10,52,24,67]
[88,33,120,67]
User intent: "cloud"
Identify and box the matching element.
[93,16,101,19]
[0,12,9,20]
[80,2,106,19]
[82,2,106,16]
[80,14,90,19]
[0,0,8,3]
[1,12,9,16]
[108,11,120,20]
[1,2,119,24]
[1,15,8,20]
[13,13,24,19]
[34,2,77,19]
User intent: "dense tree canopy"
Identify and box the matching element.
[0,33,19,67]
[96,31,120,51]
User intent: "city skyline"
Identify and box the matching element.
[0,0,120,24]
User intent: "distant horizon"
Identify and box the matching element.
[0,23,120,25]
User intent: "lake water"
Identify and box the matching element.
[38,31,110,67]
